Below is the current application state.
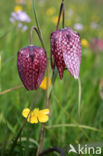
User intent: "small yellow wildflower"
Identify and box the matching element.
[14,5,22,12]
[81,39,89,48]
[52,16,58,25]
[40,77,51,90]
[22,108,50,124]
[46,8,56,16]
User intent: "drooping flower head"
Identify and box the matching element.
[17,45,47,90]
[51,28,81,79]
[17,26,47,90]
[50,0,81,80]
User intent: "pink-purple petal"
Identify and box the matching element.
[17,45,47,90]
[62,28,81,79]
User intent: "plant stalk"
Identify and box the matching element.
[56,0,65,30]
[78,77,81,122]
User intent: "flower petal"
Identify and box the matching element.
[22,108,30,118]
[62,28,81,79]
[33,108,39,114]
[50,30,65,79]
[17,46,47,90]
[27,115,38,124]
[39,109,50,115]
[40,77,51,90]
[38,114,49,123]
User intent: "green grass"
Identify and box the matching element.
[0,0,103,155]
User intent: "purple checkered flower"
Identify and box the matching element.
[17,45,47,90]
[50,28,81,79]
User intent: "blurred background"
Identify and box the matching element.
[0,0,103,155]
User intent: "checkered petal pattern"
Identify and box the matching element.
[50,30,65,79]
[50,28,81,79]
[17,45,47,90]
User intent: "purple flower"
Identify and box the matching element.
[22,25,28,32]
[74,23,83,31]
[50,28,81,79]
[9,17,15,23]
[10,11,31,23]
[17,45,47,90]
[90,38,103,53]
[18,23,23,28]
[10,10,31,32]
[17,11,31,22]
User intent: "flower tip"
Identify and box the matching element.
[74,75,79,79]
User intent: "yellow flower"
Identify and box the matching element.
[40,77,51,90]
[22,108,50,124]
[46,8,56,16]
[52,16,58,25]
[14,5,22,12]
[81,39,89,48]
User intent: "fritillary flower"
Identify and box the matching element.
[50,28,81,79]
[17,45,47,90]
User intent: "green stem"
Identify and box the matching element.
[32,0,41,34]
[9,121,26,155]
[56,0,65,30]
[32,1,49,155]
[46,59,49,107]
[0,85,23,95]
[30,26,46,51]
[32,0,46,49]
[45,124,103,132]
[9,102,35,155]
[30,26,34,44]
[62,0,65,28]
[78,77,81,122]
[36,125,45,156]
